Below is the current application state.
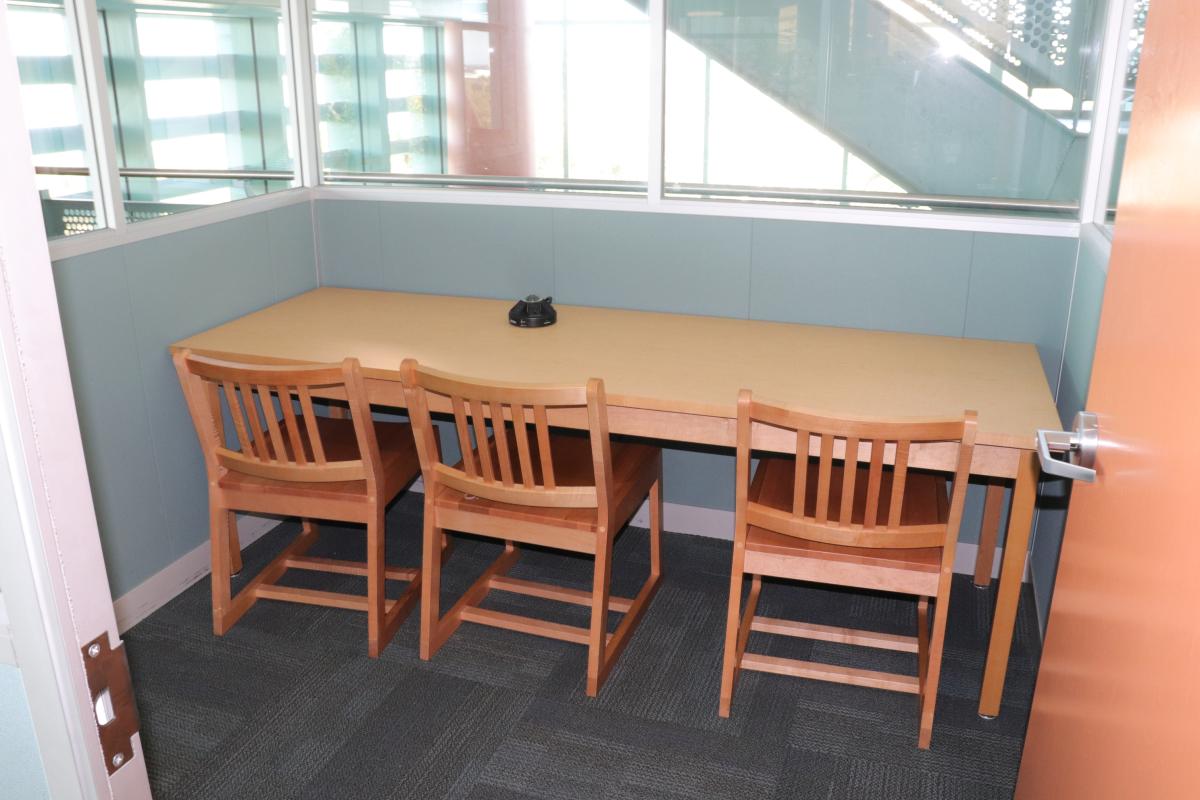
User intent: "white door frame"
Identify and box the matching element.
[0,6,151,798]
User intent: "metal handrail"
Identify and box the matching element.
[33,166,1081,214]
[665,183,1080,214]
[35,166,294,181]
[322,171,645,193]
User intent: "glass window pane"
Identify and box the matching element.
[98,0,296,223]
[664,0,1113,212]
[7,0,103,238]
[1107,0,1150,223]
[312,0,649,192]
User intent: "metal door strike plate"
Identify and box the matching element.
[81,633,140,774]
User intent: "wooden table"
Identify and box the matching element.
[173,287,1059,717]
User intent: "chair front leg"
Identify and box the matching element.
[586,532,614,697]
[649,461,663,580]
[210,499,234,635]
[228,512,243,575]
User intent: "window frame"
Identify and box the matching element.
[42,0,1148,262]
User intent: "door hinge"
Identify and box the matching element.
[81,633,140,774]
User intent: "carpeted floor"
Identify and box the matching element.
[124,492,1041,799]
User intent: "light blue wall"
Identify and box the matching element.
[317,199,1081,546]
[48,195,1087,609]
[1030,223,1111,631]
[0,664,50,800]
[51,200,318,598]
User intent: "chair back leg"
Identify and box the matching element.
[719,541,747,717]
[367,508,386,658]
[419,506,443,661]
[918,590,952,748]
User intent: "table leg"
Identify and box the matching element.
[973,480,1007,587]
[978,450,1038,718]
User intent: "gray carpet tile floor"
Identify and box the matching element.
[124,492,1041,799]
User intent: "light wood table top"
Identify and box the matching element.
[173,288,1060,452]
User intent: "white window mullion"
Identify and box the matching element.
[646,0,666,206]
[1080,0,1138,227]
[67,0,125,233]
[283,0,321,187]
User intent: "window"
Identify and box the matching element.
[99,0,296,222]
[311,0,650,193]
[1106,0,1150,222]
[9,0,104,237]
[664,0,1113,213]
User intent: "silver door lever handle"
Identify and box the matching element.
[1036,411,1098,483]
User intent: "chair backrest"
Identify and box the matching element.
[400,359,613,520]
[736,390,977,550]
[173,349,383,491]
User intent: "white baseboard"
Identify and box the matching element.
[112,493,1028,633]
[112,513,280,633]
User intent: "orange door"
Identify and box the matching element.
[1015,2,1200,797]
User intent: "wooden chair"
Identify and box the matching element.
[400,359,662,696]
[173,349,427,657]
[720,390,976,749]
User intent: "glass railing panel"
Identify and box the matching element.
[8,0,103,238]
[664,0,1112,212]
[311,0,649,194]
[98,0,297,222]
[1107,0,1150,224]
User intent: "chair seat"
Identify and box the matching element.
[745,456,947,574]
[219,416,420,503]
[434,432,658,532]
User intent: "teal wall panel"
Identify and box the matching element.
[0,666,50,800]
[50,196,1085,606]
[378,203,555,299]
[268,203,320,299]
[554,210,753,317]
[51,201,317,598]
[315,199,383,288]
[664,449,736,512]
[1029,223,1111,631]
[966,233,1080,387]
[1056,225,1111,424]
[123,216,280,571]
[313,201,1080,549]
[53,249,173,594]
[749,220,973,336]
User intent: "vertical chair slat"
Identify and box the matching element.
[237,382,267,460]
[512,405,536,488]
[278,385,308,464]
[470,398,496,482]
[222,381,254,456]
[205,381,225,443]
[451,395,477,478]
[888,440,911,529]
[839,436,859,525]
[533,405,555,489]
[491,403,516,486]
[864,439,885,529]
[793,430,809,516]
[257,385,287,462]
[815,434,835,524]
[296,387,327,464]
